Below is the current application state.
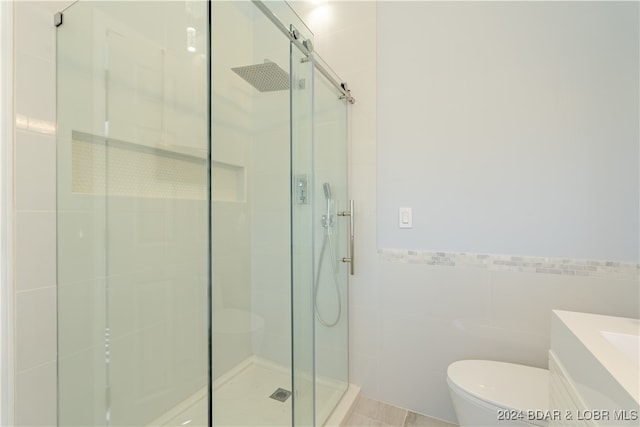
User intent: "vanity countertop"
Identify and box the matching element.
[551,310,639,409]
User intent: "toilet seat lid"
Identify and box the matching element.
[447,360,549,413]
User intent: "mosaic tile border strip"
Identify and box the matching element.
[378,248,640,280]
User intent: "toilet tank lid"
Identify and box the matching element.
[447,360,549,412]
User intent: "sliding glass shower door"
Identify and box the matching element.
[56,2,210,425]
[311,59,350,426]
[291,25,351,427]
[210,2,350,426]
[210,1,318,425]
[57,1,350,426]
[210,2,296,425]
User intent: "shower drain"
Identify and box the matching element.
[269,388,292,402]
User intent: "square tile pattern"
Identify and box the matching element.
[342,396,457,427]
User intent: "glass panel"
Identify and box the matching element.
[57,5,106,425]
[56,2,210,426]
[311,58,349,426]
[210,2,302,426]
[291,42,315,427]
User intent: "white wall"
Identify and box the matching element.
[377,1,639,262]
[296,1,639,424]
[373,2,638,423]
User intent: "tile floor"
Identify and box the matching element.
[341,396,457,427]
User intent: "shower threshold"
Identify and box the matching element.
[147,356,350,426]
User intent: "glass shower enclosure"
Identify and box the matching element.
[56,1,350,426]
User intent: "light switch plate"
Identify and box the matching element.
[399,207,412,228]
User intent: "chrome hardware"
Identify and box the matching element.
[295,174,309,205]
[338,200,355,275]
[339,82,356,105]
[303,39,314,53]
[250,1,356,104]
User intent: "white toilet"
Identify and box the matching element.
[447,360,549,427]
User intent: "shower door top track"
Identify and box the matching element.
[250,0,355,104]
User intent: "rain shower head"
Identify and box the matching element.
[231,60,289,92]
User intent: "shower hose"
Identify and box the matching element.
[313,224,342,328]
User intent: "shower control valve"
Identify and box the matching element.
[321,213,333,229]
[295,175,309,205]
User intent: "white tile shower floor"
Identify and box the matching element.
[153,356,346,426]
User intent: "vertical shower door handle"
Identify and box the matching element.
[338,200,354,275]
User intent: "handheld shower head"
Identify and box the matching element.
[323,183,332,200]
[321,183,333,229]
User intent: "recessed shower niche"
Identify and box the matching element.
[70,131,207,200]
